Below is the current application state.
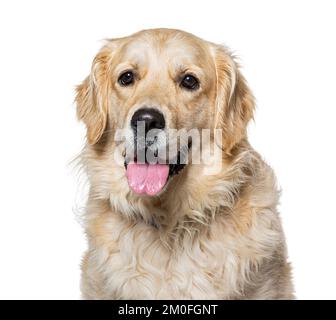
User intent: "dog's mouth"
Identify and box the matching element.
[124,145,190,196]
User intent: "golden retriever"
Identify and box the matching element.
[75,28,294,299]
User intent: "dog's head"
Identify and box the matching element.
[76,29,254,198]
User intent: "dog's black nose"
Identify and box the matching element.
[131,108,165,134]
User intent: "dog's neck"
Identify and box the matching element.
[111,155,252,240]
[85,139,258,244]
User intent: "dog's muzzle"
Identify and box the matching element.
[124,108,190,196]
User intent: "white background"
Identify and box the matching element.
[0,0,335,299]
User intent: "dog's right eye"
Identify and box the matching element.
[118,71,135,86]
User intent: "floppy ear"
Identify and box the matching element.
[75,46,112,145]
[213,46,255,154]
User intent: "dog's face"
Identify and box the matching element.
[76,29,254,198]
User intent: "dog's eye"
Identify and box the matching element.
[118,71,135,86]
[180,74,200,91]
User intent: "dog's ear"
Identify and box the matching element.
[75,46,112,145]
[213,46,255,154]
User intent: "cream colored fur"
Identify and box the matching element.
[76,29,294,299]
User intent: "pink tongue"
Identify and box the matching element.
[126,163,169,196]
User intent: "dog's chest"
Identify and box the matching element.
[86,217,248,299]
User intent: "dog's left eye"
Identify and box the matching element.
[118,71,135,86]
[180,74,200,91]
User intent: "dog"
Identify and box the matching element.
[75,28,294,299]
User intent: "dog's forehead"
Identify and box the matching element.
[123,33,209,68]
